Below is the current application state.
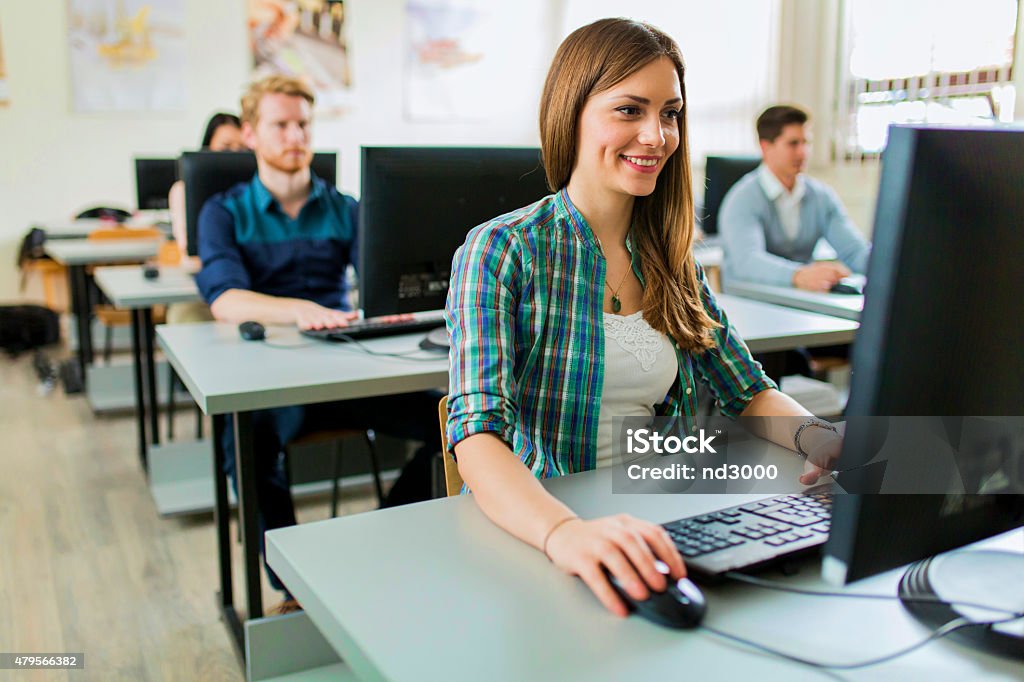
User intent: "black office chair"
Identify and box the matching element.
[179,150,338,258]
[175,151,376,511]
[700,155,761,237]
[75,206,133,223]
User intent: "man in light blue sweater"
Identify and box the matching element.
[720,105,871,291]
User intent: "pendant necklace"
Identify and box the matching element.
[597,237,629,313]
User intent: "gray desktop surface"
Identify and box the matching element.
[268,454,1023,682]
[157,299,855,416]
[43,237,162,265]
[723,279,864,321]
[36,217,106,238]
[37,217,168,239]
[156,323,450,415]
[714,294,857,351]
[93,265,201,308]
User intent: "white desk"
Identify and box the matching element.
[723,279,864,321]
[268,460,1023,681]
[157,298,856,659]
[43,238,164,393]
[93,265,201,472]
[36,217,168,239]
[94,264,200,309]
[715,294,857,354]
[42,237,163,266]
[157,323,449,656]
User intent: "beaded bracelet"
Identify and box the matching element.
[541,515,580,560]
[794,417,838,458]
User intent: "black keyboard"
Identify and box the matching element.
[300,317,445,342]
[662,490,833,580]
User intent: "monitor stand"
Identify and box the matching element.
[898,549,1024,660]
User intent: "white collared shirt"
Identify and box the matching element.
[758,164,806,241]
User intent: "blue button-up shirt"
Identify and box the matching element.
[195,174,358,310]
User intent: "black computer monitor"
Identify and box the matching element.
[134,158,178,210]
[358,147,549,318]
[180,151,337,257]
[700,155,760,236]
[822,125,1024,658]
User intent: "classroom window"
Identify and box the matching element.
[839,0,1019,158]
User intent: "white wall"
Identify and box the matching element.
[1,0,902,302]
[319,0,555,193]
[0,0,250,300]
[560,0,781,158]
[0,0,562,302]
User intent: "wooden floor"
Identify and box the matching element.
[0,353,378,681]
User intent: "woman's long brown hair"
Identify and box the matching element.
[539,18,718,352]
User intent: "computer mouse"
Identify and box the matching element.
[142,264,160,280]
[829,281,862,295]
[418,326,450,351]
[238,321,266,341]
[606,560,707,629]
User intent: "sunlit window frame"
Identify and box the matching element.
[836,2,1019,161]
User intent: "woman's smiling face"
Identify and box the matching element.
[571,56,683,201]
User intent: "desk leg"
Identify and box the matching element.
[213,415,244,658]
[234,411,263,620]
[68,264,93,382]
[130,309,148,471]
[142,308,160,446]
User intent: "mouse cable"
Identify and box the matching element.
[325,332,448,362]
[700,613,1021,670]
[723,571,1024,616]
[261,335,443,360]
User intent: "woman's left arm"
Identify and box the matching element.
[689,263,841,485]
[741,388,841,485]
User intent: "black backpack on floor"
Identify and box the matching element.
[0,305,61,356]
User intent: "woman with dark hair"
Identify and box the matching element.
[169,112,246,267]
[200,112,243,149]
[445,18,841,616]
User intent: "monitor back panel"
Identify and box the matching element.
[135,158,178,210]
[359,147,548,317]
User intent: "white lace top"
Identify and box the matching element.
[595,311,678,468]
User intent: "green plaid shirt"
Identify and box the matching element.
[445,189,776,479]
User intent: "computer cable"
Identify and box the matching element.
[325,332,448,362]
[699,613,1022,670]
[260,335,442,360]
[723,571,1024,616]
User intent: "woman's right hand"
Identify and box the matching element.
[543,514,686,617]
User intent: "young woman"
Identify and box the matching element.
[445,18,841,617]
[168,112,246,266]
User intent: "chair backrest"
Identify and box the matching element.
[75,206,133,222]
[437,396,464,496]
[88,227,164,241]
[700,155,761,236]
[179,151,338,257]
